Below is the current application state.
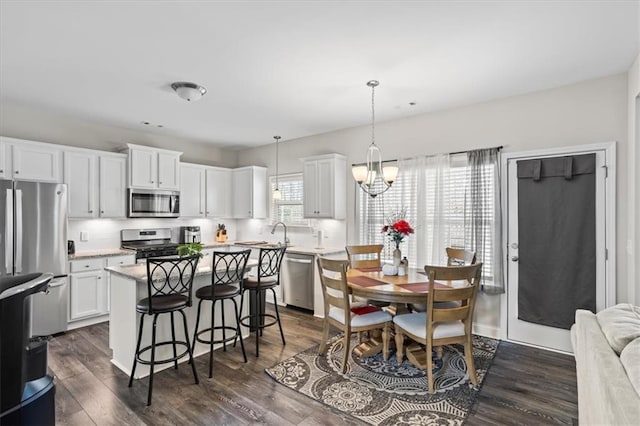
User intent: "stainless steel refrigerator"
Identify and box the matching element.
[1,179,68,335]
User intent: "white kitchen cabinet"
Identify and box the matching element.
[69,270,107,321]
[180,163,206,217]
[99,155,127,218]
[127,144,181,190]
[65,150,127,219]
[64,151,98,218]
[105,254,135,312]
[0,139,8,179]
[206,167,232,218]
[302,154,346,219]
[8,138,62,183]
[232,166,267,219]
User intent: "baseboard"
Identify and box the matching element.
[472,323,502,339]
[67,314,109,331]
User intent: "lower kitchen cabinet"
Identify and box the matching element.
[68,254,135,329]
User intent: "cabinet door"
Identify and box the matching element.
[157,152,180,190]
[69,271,107,320]
[129,148,156,188]
[99,156,127,218]
[315,158,335,218]
[206,168,231,218]
[180,164,206,217]
[106,255,135,312]
[64,151,97,218]
[0,141,7,179]
[232,168,253,218]
[303,160,318,217]
[12,143,62,182]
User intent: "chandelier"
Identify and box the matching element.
[351,80,398,198]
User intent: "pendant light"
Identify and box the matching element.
[273,136,282,200]
[351,80,399,198]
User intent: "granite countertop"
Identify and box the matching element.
[68,249,135,260]
[285,246,345,256]
[202,241,345,256]
[106,259,259,282]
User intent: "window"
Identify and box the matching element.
[356,152,499,288]
[269,174,309,226]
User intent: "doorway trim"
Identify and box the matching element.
[499,142,616,347]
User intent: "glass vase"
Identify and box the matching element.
[393,246,402,267]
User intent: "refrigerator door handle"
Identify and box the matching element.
[15,189,22,273]
[4,188,13,272]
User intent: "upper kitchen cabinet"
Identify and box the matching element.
[126,144,181,190]
[232,166,267,219]
[302,154,346,219]
[1,137,63,183]
[180,163,206,217]
[206,167,232,218]
[0,139,8,179]
[64,150,127,219]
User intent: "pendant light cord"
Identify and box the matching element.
[274,135,281,190]
[371,82,376,146]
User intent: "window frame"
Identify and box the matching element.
[269,173,310,227]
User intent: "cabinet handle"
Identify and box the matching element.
[85,265,90,268]
[98,276,102,280]
[101,210,104,214]
[151,180,154,184]
[0,169,3,173]
[89,210,93,213]
[14,170,19,174]
[159,181,163,184]
[200,211,203,214]
[206,211,210,214]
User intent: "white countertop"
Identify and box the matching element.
[68,248,135,260]
[106,258,259,282]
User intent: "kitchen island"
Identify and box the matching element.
[106,256,258,379]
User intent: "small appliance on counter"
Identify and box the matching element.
[67,240,75,255]
[180,226,201,244]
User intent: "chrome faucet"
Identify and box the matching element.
[271,222,290,246]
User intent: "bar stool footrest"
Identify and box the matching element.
[194,326,241,346]
[239,313,278,330]
[135,341,191,365]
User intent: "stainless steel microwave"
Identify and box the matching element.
[128,189,180,218]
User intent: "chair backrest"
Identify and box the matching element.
[212,249,251,286]
[423,263,483,336]
[146,255,200,311]
[316,257,351,319]
[445,247,477,266]
[345,244,384,270]
[256,246,287,282]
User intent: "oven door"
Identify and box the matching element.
[128,189,180,218]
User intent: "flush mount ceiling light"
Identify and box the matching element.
[351,80,399,198]
[170,81,207,102]
[273,136,282,200]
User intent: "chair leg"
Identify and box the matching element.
[234,290,246,347]
[395,329,404,364]
[341,326,351,374]
[319,320,330,355]
[271,288,285,345]
[464,336,478,386]
[128,313,145,387]
[180,309,199,385]
[147,314,159,406]
[426,341,434,394]
[436,346,443,359]
[192,299,203,356]
[382,323,390,361]
[208,299,215,379]
[254,289,260,357]
[170,312,178,369]
[231,297,247,363]
[221,299,227,351]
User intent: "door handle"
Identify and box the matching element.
[511,256,519,262]
[5,188,13,272]
[15,189,23,273]
[287,258,312,264]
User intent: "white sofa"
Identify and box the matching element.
[571,304,640,425]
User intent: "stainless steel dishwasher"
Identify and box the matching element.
[283,253,314,310]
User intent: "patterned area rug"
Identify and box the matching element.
[266,334,499,425]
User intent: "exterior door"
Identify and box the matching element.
[505,145,613,352]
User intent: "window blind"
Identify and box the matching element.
[270,174,308,226]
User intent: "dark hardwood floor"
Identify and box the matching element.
[49,306,578,425]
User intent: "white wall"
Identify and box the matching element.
[628,54,640,305]
[0,103,238,167]
[237,73,631,335]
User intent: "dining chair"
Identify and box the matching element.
[192,249,251,379]
[393,263,483,393]
[316,257,392,373]
[345,244,384,270]
[129,255,200,406]
[446,247,477,266]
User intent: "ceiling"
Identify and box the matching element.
[0,1,638,149]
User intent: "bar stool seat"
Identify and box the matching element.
[136,294,189,312]
[192,249,251,379]
[242,276,277,288]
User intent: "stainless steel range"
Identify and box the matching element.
[121,228,179,262]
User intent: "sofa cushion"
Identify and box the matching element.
[620,337,640,398]
[596,304,640,355]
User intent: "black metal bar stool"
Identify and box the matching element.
[192,249,250,378]
[239,246,287,357]
[128,255,200,406]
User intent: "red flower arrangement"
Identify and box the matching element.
[381,209,414,248]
